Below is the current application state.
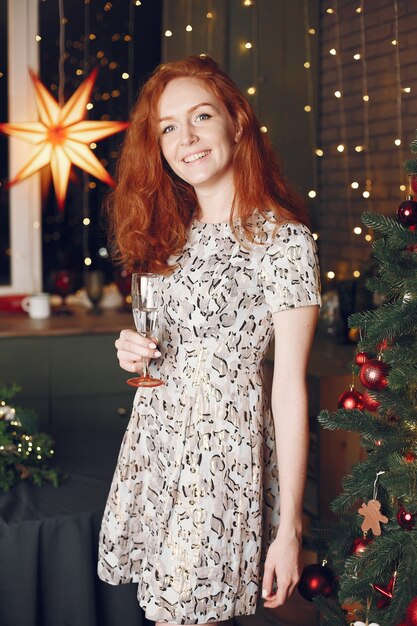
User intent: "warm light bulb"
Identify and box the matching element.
[365,234,372,242]
[122,72,129,79]
[363,190,370,198]
[86,102,93,110]
[165,30,173,37]
[334,90,342,98]
[304,61,310,68]
[354,226,362,234]
[395,138,401,146]
[304,105,312,112]
[363,94,369,101]
[135,1,142,5]
[400,184,406,191]
[186,24,193,32]
[353,53,361,60]
[403,87,411,93]
[89,142,97,149]
[206,11,213,18]
[355,145,364,152]
[35,35,42,42]
[83,218,91,226]
[245,42,253,49]
[351,181,359,189]
[315,148,324,157]
[312,232,319,240]
[33,220,40,229]
[260,126,268,133]
[327,271,335,279]
[84,257,92,266]
[308,190,317,198]
[356,6,362,12]
[353,270,361,277]
[326,8,334,13]
[243,0,253,5]
[247,86,256,95]
[329,48,337,55]
[337,144,345,152]
[392,39,397,45]
[76,69,83,76]
[309,28,316,35]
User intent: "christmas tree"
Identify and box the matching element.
[0,382,64,491]
[299,141,417,626]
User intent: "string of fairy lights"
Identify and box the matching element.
[31,0,144,271]
[15,1,412,283]
[316,1,410,283]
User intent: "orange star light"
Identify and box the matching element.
[0,67,129,209]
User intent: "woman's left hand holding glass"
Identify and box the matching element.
[261,527,302,608]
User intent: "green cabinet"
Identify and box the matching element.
[0,333,135,478]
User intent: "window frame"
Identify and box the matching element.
[0,0,42,295]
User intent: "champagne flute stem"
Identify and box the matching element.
[142,356,150,378]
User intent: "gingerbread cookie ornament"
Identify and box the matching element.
[358,499,388,536]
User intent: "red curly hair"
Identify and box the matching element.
[107,55,310,275]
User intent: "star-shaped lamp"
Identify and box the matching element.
[0,67,129,209]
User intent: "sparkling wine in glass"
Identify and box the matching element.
[127,272,164,388]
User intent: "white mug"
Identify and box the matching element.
[21,293,51,319]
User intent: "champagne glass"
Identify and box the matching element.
[84,270,104,315]
[127,272,164,388]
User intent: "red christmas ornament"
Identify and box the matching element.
[405,452,415,463]
[372,571,397,609]
[297,563,335,602]
[362,391,380,412]
[360,359,389,390]
[397,506,416,530]
[355,351,370,366]
[411,175,417,194]
[397,197,417,228]
[377,338,389,352]
[406,597,417,626]
[338,388,364,410]
[350,535,373,555]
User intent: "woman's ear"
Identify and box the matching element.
[234,123,243,143]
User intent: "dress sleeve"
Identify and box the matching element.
[259,221,322,314]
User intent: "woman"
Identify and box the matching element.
[98,55,321,626]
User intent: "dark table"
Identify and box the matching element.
[0,472,153,626]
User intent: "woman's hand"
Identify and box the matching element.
[115,329,161,373]
[261,528,303,608]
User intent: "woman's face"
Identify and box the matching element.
[157,77,240,193]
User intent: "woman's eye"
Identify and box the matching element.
[195,113,211,122]
[162,125,175,134]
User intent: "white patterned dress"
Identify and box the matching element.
[97,209,322,624]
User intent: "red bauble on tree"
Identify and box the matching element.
[355,351,370,366]
[406,597,417,626]
[297,563,336,601]
[397,196,417,228]
[411,175,417,194]
[397,506,416,530]
[350,535,373,555]
[338,386,364,410]
[362,391,380,412]
[359,358,390,390]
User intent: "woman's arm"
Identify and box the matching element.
[262,303,319,608]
